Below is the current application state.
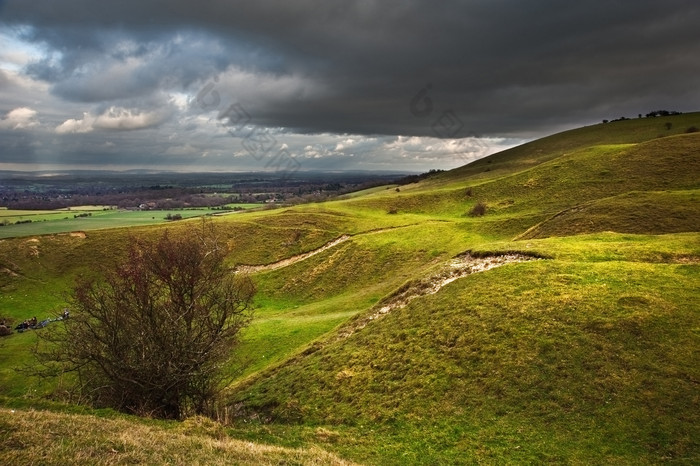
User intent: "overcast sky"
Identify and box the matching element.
[1,1,699,173]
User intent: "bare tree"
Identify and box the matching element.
[37,221,255,419]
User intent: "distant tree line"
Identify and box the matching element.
[645,110,683,118]
[602,109,683,124]
[0,219,33,226]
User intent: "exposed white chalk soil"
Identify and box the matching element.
[337,253,540,339]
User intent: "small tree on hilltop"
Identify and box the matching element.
[36,221,255,419]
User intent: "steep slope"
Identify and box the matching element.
[439,112,700,184]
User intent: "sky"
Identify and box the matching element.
[0,0,699,174]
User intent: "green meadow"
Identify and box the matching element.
[1,113,699,464]
[0,204,258,239]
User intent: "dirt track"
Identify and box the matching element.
[234,235,351,273]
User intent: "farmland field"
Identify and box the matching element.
[0,205,259,239]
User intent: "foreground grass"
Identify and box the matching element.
[0,407,354,465]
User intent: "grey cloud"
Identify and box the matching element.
[23,31,238,102]
[0,68,10,87]
[5,1,700,137]
[1,0,699,171]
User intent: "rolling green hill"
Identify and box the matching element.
[1,114,699,464]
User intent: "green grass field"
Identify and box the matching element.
[1,114,699,464]
[0,204,259,239]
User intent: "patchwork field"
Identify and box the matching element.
[0,204,259,239]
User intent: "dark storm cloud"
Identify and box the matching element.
[20,29,243,103]
[2,0,700,138]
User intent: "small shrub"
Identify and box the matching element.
[387,207,398,215]
[465,187,473,197]
[34,222,255,419]
[468,201,487,217]
[686,126,699,133]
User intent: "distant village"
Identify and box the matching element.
[0,172,404,211]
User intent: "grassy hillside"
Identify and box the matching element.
[441,112,700,183]
[225,115,700,463]
[520,189,700,239]
[1,113,699,464]
[230,234,699,463]
[338,132,700,230]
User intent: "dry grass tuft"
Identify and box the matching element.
[0,408,355,465]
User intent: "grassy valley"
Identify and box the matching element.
[1,114,699,464]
